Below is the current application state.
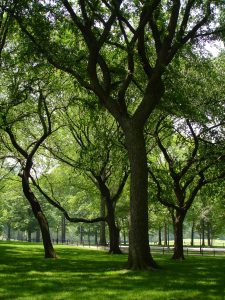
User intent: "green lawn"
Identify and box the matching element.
[0,242,224,300]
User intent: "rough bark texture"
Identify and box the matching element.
[125,127,158,269]
[22,174,56,258]
[172,211,186,260]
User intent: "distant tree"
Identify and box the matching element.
[148,115,225,259]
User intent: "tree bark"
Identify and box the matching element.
[201,219,205,246]
[191,222,194,246]
[79,224,83,244]
[22,174,56,258]
[125,127,158,269]
[27,228,32,242]
[7,223,11,241]
[164,223,167,246]
[207,222,211,247]
[61,215,66,243]
[172,210,186,260]
[158,227,162,246]
[106,201,122,254]
[99,195,107,246]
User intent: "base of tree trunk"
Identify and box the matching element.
[171,254,185,260]
[44,251,57,259]
[108,248,123,254]
[126,252,159,270]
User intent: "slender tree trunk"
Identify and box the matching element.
[106,200,122,254]
[7,223,11,241]
[207,222,211,247]
[99,195,107,246]
[123,229,127,245]
[191,221,194,246]
[36,229,41,242]
[22,174,56,258]
[79,224,83,244]
[158,227,162,246]
[201,219,205,246]
[27,228,32,242]
[61,215,66,243]
[172,210,186,260]
[94,228,98,245]
[164,223,167,246]
[125,128,158,269]
[88,227,91,246]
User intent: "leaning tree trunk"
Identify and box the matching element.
[22,174,56,258]
[125,127,158,269]
[105,200,122,254]
[172,210,186,260]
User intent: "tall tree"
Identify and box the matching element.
[13,0,225,269]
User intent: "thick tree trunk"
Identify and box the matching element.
[125,128,158,269]
[22,175,56,258]
[172,210,186,260]
[106,201,122,254]
[99,195,107,246]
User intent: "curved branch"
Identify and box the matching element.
[30,175,106,224]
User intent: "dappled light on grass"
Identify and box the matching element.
[0,242,224,299]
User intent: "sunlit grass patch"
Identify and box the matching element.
[0,241,224,299]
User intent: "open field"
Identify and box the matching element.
[0,242,225,300]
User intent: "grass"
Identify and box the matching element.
[0,242,225,300]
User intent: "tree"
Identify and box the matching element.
[148,115,225,259]
[13,0,225,269]
[38,106,129,253]
[0,59,69,257]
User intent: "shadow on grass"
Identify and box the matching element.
[0,242,224,300]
